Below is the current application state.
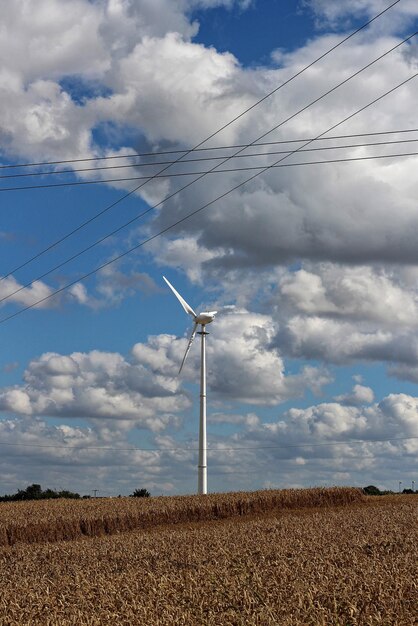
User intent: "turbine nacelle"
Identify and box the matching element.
[195,311,217,325]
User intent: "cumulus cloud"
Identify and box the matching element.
[210,411,260,427]
[0,415,194,496]
[68,283,89,305]
[3,0,416,384]
[158,308,332,404]
[212,389,418,491]
[95,31,248,147]
[0,275,56,309]
[143,25,418,282]
[271,392,418,448]
[0,0,253,164]
[67,265,162,310]
[0,311,330,427]
[335,384,375,406]
[277,265,418,324]
[0,341,416,494]
[272,263,418,375]
[305,0,418,34]
[1,387,416,495]
[3,0,418,277]
[0,0,247,86]
[0,348,189,430]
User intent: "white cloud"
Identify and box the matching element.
[0,363,416,495]
[0,311,330,428]
[132,334,182,376]
[0,0,251,163]
[278,265,418,325]
[0,415,192,496]
[272,263,418,375]
[378,393,418,438]
[145,29,418,278]
[0,0,108,84]
[335,384,375,406]
[265,392,418,446]
[149,236,220,284]
[164,308,332,404]
[68,283,89,305]
[2,0,418,265]
[0,348,189,430]
[216,389,418,490]
[305,0,418,34]
[0,78,93,162]
[93,31,247,147]
[210,411,260,427]
[0,275,56,309]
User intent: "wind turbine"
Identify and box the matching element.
[163,276,217,495]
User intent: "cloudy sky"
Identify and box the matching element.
[0,0,417,496]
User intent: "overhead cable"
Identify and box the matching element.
[1,136,418,184]
[0,434,415,453]
[1,126,418,170]
[0,149,417,195]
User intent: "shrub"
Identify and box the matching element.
[130,488,151,498]
[363,485,381,496]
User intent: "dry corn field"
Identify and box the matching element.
[0,490,416,625]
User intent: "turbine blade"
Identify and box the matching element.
[179,323,198,375]
[163,276,197,318]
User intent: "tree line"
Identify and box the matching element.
[2,483,415,502]
[363,485,416,495]
[0,484,151,502]
[0,483,80,502]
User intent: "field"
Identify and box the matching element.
[0,487,361,546]
[0,489,416,625]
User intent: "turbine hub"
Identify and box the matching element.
[195,311,217,325]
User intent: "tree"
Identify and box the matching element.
[15,484,43,500]
[57,490,80,499]
[363,485,381,496]
[0,484,80,502]
[130,488,151,498]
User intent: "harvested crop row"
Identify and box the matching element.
[0,486,362,546]
[0,496,416,625]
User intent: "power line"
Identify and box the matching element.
[0,435,415,453]
[0,149,417,196]
[0,126,415,170]
[0,32,415,319]
[197,452,408,476]
[0,65,417,319]
[0,2,401,285]
[1,136,418,184]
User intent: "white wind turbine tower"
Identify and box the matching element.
[163,276,217,495]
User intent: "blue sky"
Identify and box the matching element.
[193,0,315,65]
[0,0,418,496]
